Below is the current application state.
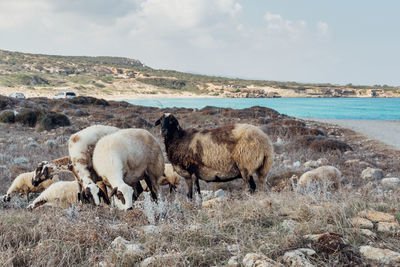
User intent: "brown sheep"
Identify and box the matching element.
[155,114,274,198]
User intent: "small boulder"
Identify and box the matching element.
[141,225,159,234]
[281,250,314,267]
[111,236,143,256]
[359,229,377,238]
[228,256,239,267]
[360,246,400,264]
[376,221,400,234]
[281,219,300,233]
[381,177,400,190]
[351,217,373,229]
[358,210,395,223]
[242,253,283,267]
[361,167,384,180]
[214,189,226,199]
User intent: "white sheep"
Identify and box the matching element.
[68,124,119,205]
[27,180,80,209]
[3,171,58,202]
[92,128,165,210]
[297,166,341,190]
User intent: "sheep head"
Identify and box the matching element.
[79,184,106,206]
[32,161,53,186]
[155,113,183,139]
[2,194,10,202]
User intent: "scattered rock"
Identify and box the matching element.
[281,250,314,267]
[359,246,400,264]
[381,177,400,190]
[227,244,240,255]
[141,225,159,234]
[344,159,370,167]
[202,197,222,208]
[296,248,316,256]
[361,167,384,180]
[111,236,143,256]
[351,217,373,229]
[359,229,377,238]
[200,190,214,201]
[140,253,180,267]
[242,253,283,267]
[292,161,301,167]
[44,139,57,149]
[214,189,226,199]
[376,221,400,234]
[358,210,395,223]
[227,256,239,267]
[304,158,328,169]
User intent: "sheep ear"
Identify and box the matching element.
[155,118,161,126]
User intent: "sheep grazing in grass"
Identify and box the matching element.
[92,128,165,210]
[3,171,58,202]
[297,166,342,191]
[68,124,119,206]
[32,156,71,186]
[27,181,80,209]
[155,113,274,198]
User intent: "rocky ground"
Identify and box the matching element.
[0,95,399,266]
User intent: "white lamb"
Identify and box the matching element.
[27,181,80,209]
[68,124,119,205]
[92,128,165,210]
[3,171,58,202]
[297,166,341,190]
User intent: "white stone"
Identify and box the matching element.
[296,248,316,256]
[227,244,240,254]
[111,236,143,256]
[281,219,300,233]
[381,177,400,190]
[282,250,314,267]
[358,210,395,223]
[142,225,159,234]
[214,189,226,199]
[376,221,400,234]
[351,217,373,229]
[360,246,400,264]
[242,253,283,267]
[227,256,239,267]
[361,167,384,180]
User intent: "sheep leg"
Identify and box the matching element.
[25,191,30,202]
[144,174,158,202]
[132,181,144,201]
[194,171,201,196]
[240,168,256,193]
[185,177,193,199]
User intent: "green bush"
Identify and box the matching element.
[15,109,43,127]
[0,111,15,123]
[38,112,70,131]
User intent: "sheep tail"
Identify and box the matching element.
[256,153,274,185]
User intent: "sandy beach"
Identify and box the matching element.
[306,118,400,150]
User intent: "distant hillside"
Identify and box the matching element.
[0,49,399,98]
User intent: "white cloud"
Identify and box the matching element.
[317,21,329,35]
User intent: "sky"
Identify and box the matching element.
[0,0,399,86]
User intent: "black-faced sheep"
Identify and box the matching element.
[68,124,119,205]
[3,171,58,202]
[92,128,165,210]
[32,156,71,186]
[27,181,80,209]
[155,114,274,198]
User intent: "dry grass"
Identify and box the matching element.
[1,97,400,266]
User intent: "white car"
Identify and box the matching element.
[53,91,76,99]
[9,92,25,99]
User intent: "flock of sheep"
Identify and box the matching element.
[2,113,342,210]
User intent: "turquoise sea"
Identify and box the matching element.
[126,97,400,120]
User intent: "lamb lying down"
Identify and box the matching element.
[3,171,58,202]
[27,181,80,209]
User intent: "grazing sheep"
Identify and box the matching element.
[297,166,342,190]
[68,124,119,205]
[32,156,71,186]
[27,181,80,209]
[3,171,58,202]
[155,114,274,198]
[92,128,165,210]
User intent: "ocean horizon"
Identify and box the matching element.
[126,97,400,121]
